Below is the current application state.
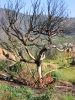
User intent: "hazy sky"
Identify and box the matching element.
[0,0,75,17]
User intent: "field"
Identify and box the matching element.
[0,36,75,100]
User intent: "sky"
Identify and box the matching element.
[65,0,75,17]
[0,0,75,18]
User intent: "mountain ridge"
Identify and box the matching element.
[0,8,75,39]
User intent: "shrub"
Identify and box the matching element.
[0,60,8,70]
[51,71,60,81]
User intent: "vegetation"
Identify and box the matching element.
[0,48,75,100]
[0,84,34,100]
[0,0,75,99]
[0,83,75,100]
[62,93,75,100]
[0,0,69,84]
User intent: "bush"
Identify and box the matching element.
[51,71,60,81]
[8,62,22,76]
[0,60,8,70]
[0,60,22,76]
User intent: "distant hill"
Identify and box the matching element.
[0,8,75,40]
[63,18,75,34]
[0,8,7,39]
[0,8,27,39]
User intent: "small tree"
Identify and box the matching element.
[0,0,68,84]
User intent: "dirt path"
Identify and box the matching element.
[55,81,75,96]
[0,79,75,96]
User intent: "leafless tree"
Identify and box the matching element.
[0,0,68,84]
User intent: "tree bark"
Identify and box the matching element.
[35,47,47,84]
[35,59,43,84]
[37,63,42,84]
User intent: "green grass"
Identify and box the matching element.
[62,93,75,100]
[53,53,72,67]
[0,84,34,100]
[0,84,57,100]
[0,82,75,100]
[44,59,50,63]
[50,67,75,84]
[43,52,75,84]
[58,67,75,83]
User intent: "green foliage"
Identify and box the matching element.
[58,67,75,84]
[8,62,22,76]
[0,84,75,100]
[34,89,54,100]
[0,84,34,100]
[62,93,75,100]
[34,94,49,100]
[0,60,22,77]
[51,71,60,81]
[53,53,71,67]
[44,52,75,84]
[0,60,8,70]
[51,67,75,84]
[0,84,53,100]
[0,84,55,100]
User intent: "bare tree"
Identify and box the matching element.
[0,0,68,84]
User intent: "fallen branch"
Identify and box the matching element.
[43,69,57,77]
[43,66,70,77]
[55,85,75,92]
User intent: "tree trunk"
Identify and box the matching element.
[35,47,47,84]
[35,60,43,84]
[70,58,75,65]
[37,64,42,84]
